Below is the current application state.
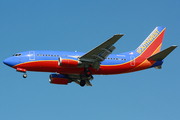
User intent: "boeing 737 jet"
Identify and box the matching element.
[3,26,177,87]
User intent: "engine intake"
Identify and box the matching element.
[49,74,68,85]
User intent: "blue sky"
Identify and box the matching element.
[0,0,180,120]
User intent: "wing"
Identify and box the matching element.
[79,34,124,70]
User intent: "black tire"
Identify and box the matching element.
[80,80,86,87]
[23,73,27,78]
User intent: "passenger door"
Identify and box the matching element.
[29,51,35,60]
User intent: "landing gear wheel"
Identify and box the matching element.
[80,80,86,87]
[23,73,27,78]
[85,70,91,77]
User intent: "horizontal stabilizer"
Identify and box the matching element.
[148,45,177,61]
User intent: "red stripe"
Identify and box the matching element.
[13,60,155,75]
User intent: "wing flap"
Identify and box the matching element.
[100,46,116,58]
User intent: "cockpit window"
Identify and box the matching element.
[13,53,22,56]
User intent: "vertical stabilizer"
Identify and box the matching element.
[136,26,166,58]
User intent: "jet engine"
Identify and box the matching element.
[58,57,81,67]
[49,74,69,85]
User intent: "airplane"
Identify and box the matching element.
[3,26,177,87]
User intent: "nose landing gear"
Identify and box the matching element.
[16,68,27,78]
[23,73,27,78]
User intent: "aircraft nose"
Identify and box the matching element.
[3,57,14,67]
[3,58,10,66]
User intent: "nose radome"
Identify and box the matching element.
[3,58,9,65]
[3,57,15,67]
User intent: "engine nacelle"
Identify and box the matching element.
[58,57,81,68]
[49,74,69,85]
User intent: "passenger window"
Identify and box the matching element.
[54,55,56,57]
[48,55,50,57]
[57,55,59,57]
[37,54,39,56]
[51,55,53,57]
[46,54,47,56]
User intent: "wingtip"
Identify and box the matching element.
[172,45,178,47]
[114,34,124,36]
[114,34,124,39]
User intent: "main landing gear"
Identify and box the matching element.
[80,80,86,87]
[79,76,93,87]
[79,68,93,87]
[84,68,91,77]
[85,70,91,77]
